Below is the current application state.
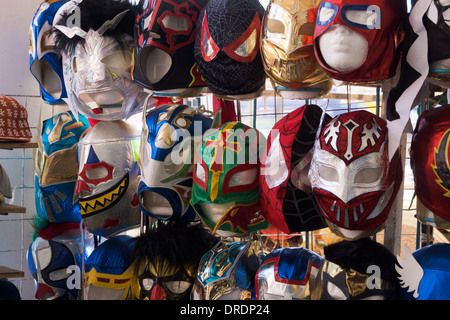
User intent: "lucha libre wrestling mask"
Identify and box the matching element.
[139,104,212,222]
[27,222,94,300]
[321,238,398,300]
[133,222,219,300]
[132,0,208,97]
[194,0,266,98]
[425,0,450,84]
[261,0,332,99]
[76,120,141,237]
[35,111,90,223]
[29,0,68,104]
[192,121,268,237]
[309,110,403,240]
[410,105,450,228]
[192,239,262,300]
[54,0,151,120]
[397,243,450,300]
[255,246,323,300]
[260,104,329,234]
[84,235,140,300]
[313,0,406,82]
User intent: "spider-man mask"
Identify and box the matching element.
[132,0,208,95]
[313,0,406,82]
[309,110,403,240]
[260,104,330,234]
[138,104,212,222]
[194,0,266,98]
[191,121,268,237]
[76,120,141,237]
[410,105,450,227]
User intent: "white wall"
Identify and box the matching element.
[0,0,70,300]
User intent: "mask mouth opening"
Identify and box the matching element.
[80,90,124,111]
[139,190,174,218]
[140,46,172,84]
[30,59,63,99]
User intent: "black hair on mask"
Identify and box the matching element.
[324,237,399,282]
[53,0,135,55]
[132,221,220,277]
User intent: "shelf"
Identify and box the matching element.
[0,266,24,278]
[0,141,38,149]
[0,203,26,214]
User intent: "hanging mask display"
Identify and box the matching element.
[27,222,94,300]
[260,104,330,234]
[260,0,332,99]
[410,105,450,228]
[194,0,266,99]
[396,243,450,300]
[76,120,141,238]
[132,0,209,97]
[35,111,90,223]
[321,237,399,300]
[309,110,403,240]
[132,222,219,300]
[84,235,140,300]
[191,121,268,237]
[53,0,152,121]
[139,104,212,222]
[254,246,323,300]
[313,0,406,83]
[29,0,68,104]
[387,0,450,171]
[192,239,263,300]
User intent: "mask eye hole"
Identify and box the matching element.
[317,2,338,26]
[318,164,339,182]
[266,18,285,34]
[222,13,261,62]
[341,5,381,30]
[354,167,382,184]
[228,168,258,187]
[200,13,219,62]
[48,268,70,282]
[161,14,191,32]
[194,162,206,183]
[101,51,132,71]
